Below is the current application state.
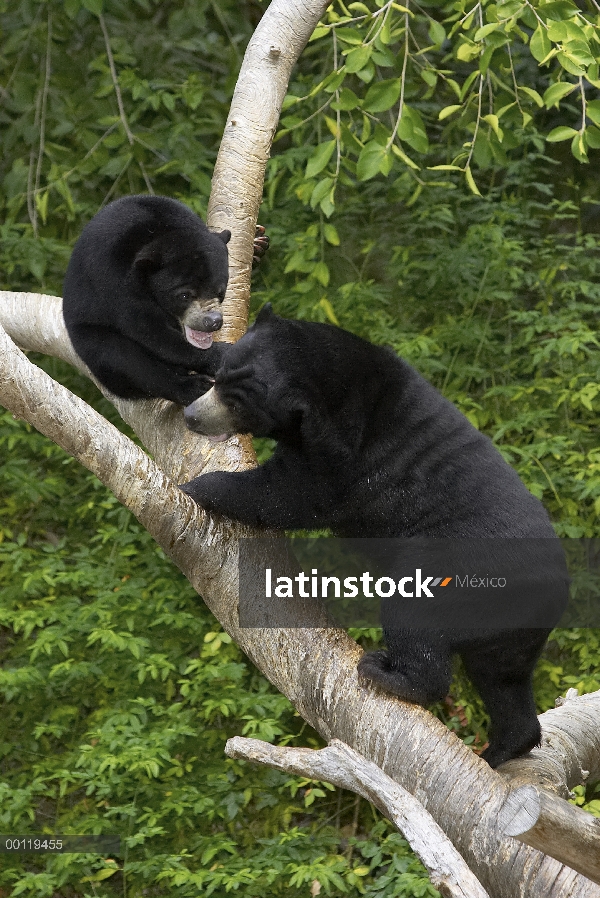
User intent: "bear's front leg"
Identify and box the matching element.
[181,457,321,531]
[357,641,452,706]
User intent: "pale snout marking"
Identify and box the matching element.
[182,300,224,350]
[184,387,236,440]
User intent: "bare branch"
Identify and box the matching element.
[499,689,600,797]
[227,737,491,898]
[499,784,600,886]
[207,0,332,340]
[98,12,154,193]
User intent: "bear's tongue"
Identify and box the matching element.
[185,326,214,350]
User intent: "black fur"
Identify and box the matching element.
[63,195,231,404]
[182,305,568,767]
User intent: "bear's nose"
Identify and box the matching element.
[200,310,223,332]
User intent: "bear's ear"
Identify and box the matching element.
[134,243,161,272]
[218,229,231,245]
[254,303,274,327]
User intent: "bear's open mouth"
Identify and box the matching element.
[185,326,214,350]
[207,433,231,443]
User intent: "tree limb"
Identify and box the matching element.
[498,784,600,885]
[498,688,600,797]
[207,0,333,341]
[226,736,491,898]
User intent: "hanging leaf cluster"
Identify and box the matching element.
[282,0,600,210]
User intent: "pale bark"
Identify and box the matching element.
[499,689,600,798]
[207,0,333,341]
[499,784,600,884]
[1,1,600,896]
[226,737,491,898]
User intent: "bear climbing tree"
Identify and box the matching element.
[0,2,599,896]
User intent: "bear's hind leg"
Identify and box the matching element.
[357,640,451,706]
[462,640,544,768]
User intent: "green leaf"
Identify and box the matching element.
[438,104,462,120]
[310,177,334,207]
[457,41,480,62]
[356,140,388,180]
[64,0,81,18]
[586,99,600,128]
[306,141,336,178]
[380,13,392,45]
[344,46,372,73]
[518,87,544,107]
[319,298,339,324]
[483,114,503,141]
[530,25,551,63]
[323,70,346,93]
[397,106,429,154]
[334,27,364,45]
[323,224,340,245]
[557,51,586,77]
[547,19,588,44]
[420,69,437,87]
[81,0,103,13]
[562,40,595,66]
[495,0,521,15]
[81,865,119,883]
[460,70,480,100]
[312,261,330,286]
[324,115,340,137]
[496,102,516,118]
[427,164,463,170]
[333,87,360,111]
[474,23,500,42]
[584,125,600,147]
[405,183,422,206]
[479,45,495,76]
[546,126,578,142]
[465,165,481,196]
[309,25,329,42]
[363,78,401,113]
[543,81,577,108]
[356,62,375,83]
[428,20,446,45]
[35,191,49,225]
[391,143,420,170]
[571,130,588,163]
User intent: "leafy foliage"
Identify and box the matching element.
[1,0,600,895]
[282,0,600,207]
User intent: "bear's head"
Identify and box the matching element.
[183,304,372,465]
[183,304,304,440]
[133,225,231,350]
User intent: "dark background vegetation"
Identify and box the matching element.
[0,0,599,894]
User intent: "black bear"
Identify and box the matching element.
[181,305,569,768]
[63,195,268,405]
